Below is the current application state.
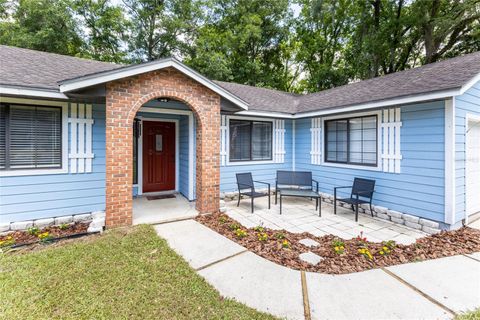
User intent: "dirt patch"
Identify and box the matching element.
[196,212,480,274]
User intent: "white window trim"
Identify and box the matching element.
[0,97,69,177]
[320,110,383,171]
[226,115,276,166]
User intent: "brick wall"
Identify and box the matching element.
[105,68,221,227]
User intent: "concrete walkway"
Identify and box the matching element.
[155,219,480,320]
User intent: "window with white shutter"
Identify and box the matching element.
[0,104,62,170]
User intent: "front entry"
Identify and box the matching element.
[143,121,176,193]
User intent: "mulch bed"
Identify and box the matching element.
[0,222,90,248]
[196,212,480,274]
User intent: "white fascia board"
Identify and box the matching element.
[59,58,249,110]
[459,72,480,95]
[234,110,294,119]
[235,89,460,119]
[293,89,460,119]
[0,85,69,100]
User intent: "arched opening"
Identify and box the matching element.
[104,68,221,227]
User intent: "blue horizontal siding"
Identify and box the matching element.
[0,103,106,223]
[294,101,446,222]
[220,119,293,193]
[455,81,480,222]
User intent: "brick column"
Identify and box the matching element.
[105,68,221,228]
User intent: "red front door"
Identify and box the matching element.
[142,121,175,193]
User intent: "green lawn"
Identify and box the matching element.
[0,225,277,319]
[456,309,480,320]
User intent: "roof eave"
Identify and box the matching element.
[0,84,69,100]
[58,57,249,110]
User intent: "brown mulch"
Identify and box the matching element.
[0,222,89,247]
[196,212,480,274]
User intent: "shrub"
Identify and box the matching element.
[253,225,265,232]
[234,229,247,239]
[27,227,40,236]
[229,223,241,231]
[38,232,54,243]
[274,232,285,240]
[332,238,345,254]
[0,236,15,248]
[59,223,70,230]
[257,232,268,242]
[358,247,373,260]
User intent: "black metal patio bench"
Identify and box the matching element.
[275,170,321,215]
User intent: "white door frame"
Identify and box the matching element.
[133,108,195,200]
[136,117,179,196]
[465,113,480,224]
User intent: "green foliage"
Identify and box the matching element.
[0,0,477,92]
[27,227,40,236]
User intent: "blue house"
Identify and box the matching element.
[1,45,480,232]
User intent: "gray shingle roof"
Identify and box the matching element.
[0,45,121,91]
[1,44,479,114]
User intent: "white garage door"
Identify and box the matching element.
[466,118,480,216]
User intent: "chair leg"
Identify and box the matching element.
[334,199,337,215]
[275,190,278,205]
[280,195,282,215]
[355,202,359,222]
[268,193,271,209]
[318,197,322,217]
[251,197,254,213]
[369,203,374,217]
[237,192,241,207]
[351,204,355,212]
[315,198,318,210]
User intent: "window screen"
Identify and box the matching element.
[325,115,377,166]
[229,119,272,161]
[0,104,62,170]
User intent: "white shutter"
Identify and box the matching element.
[69,103,95,173]
[220,115,227,166]
[273,119,285,163]
[381,108,402,173]
[310,117,322,165]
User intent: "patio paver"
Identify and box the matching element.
[226,197,427,244]
[386,255,480,313]
[306,269,450,320]
[154,220,245,269]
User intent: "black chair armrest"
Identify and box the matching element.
[312,179,319,192]
[334,186,351,191]
[254,181,271,194]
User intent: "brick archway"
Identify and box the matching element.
[105,67,220,227]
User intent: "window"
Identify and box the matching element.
[0,104,62,170]
[229,119,272,162]
[325,115,377,166]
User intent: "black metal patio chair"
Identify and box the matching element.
[235,173,271,213]
[334,178,375,222]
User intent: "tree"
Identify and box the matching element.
[412,0,480,64]
[122,0,203,62]
[294,0,354,91]
[187,0,296,91]
[0,0,83,56]
[73,0,129,63]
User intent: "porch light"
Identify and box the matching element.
[157,98,170,103]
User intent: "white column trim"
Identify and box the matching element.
[445,98,456,225]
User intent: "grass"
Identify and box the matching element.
[0,225,277,319]
[456,309,480,320]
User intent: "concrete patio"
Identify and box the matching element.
[132,193,198,225]
[224,196,428,245]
